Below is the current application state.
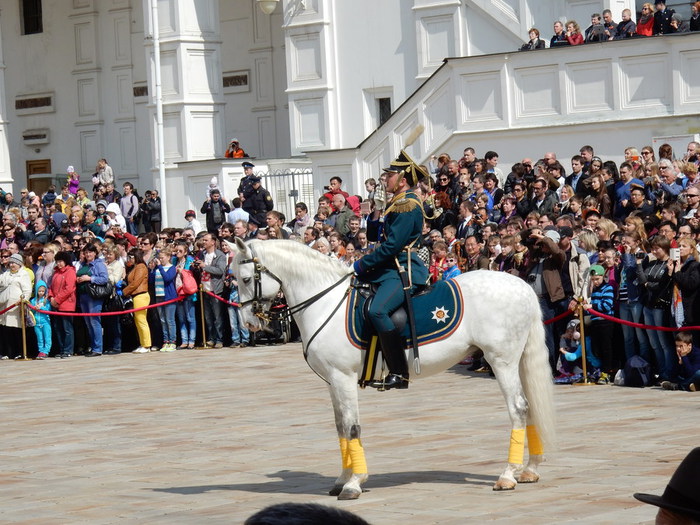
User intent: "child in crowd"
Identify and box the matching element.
[364,178,376,201]
[442,252,461,280]
[206,176,222,201]
[556,319,601,382]
[429,241,448,282]
[31,280,52,359]
[661,332,700,391]
[184,210,203,235]
[557,319,582,378]
[67,166,80,195]
[585,264,615,384]
[150,246,177,351]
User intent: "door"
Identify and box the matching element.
[26,159,53,195]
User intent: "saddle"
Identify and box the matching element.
[346,279,464,387]
[356,282,431,337]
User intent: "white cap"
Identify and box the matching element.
[67,165,75,172]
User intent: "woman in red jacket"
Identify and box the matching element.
[636,3,655,36]
[565,20,584,45]
[48,251,77,358]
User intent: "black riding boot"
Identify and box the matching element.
[373,328,409,390]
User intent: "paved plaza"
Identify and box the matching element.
[1,342,697,524]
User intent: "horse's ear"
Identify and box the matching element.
[224,239,239,255]
[234,237,248,255]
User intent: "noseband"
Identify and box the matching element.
[237,248,284,321]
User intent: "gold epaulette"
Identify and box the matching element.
[385,192,420,214]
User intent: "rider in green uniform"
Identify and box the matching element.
[353,150,429,390]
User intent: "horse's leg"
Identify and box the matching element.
[327,373,368,500]
[518,422,544,483]
[489,359,529,491]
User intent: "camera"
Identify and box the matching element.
[323,185,331,191]
[635,252,645,260]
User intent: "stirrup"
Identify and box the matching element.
[368,374,409,391]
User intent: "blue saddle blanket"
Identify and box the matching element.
[346,279,464,349]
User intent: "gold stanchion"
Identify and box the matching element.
[17,297,31,361]
[197,284,208,349]
[573,299,595,386]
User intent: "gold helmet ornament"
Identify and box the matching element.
[382,149,429,187]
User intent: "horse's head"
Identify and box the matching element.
[227,238,283,332]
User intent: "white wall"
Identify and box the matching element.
[307,32,700,196]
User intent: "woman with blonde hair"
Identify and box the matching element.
[103,243,126,354]
[623,215,648,244]
[594,218,618,241]
[636,3,655,36]
[35,243,59,288]
[577,230,599,261]
[565,20,584,45]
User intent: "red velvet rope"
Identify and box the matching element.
[542,309,575,325]
[203,290,286,310]
[0,301,20,316]
[586,308,700,332]
[24,295,186,317]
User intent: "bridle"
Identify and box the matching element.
[236,244,353,323]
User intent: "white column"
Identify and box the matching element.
[0,20,14,189]
[143,0,224,224]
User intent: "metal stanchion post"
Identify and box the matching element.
[197,284,208,349]
[17,297,30,361]
[573,299,595,386]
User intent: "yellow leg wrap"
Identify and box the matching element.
[347,438,367,474]
[339,438,352,470]
[508,428,525,465]
[526,425,544,456]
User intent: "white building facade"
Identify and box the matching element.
[8,0,692,226]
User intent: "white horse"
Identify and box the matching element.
[229,238,555,500]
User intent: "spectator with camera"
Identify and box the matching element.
[140,190,162,233]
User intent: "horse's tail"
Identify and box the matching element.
[519,302,556,451]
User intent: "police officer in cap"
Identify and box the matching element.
[353,150,429,390]
[237,161,256,200]
[242,174,274,228]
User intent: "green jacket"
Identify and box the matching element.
[355,190,428,286]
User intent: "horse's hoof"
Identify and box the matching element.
[337,488,362,500]
[328,486,343,496]
[518,470,540,484]
[493,479,517,491]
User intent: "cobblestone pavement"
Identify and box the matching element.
[1,343,696,524]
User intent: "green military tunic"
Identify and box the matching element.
[354,189,428,332]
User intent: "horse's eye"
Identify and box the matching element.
[242,277,251,284]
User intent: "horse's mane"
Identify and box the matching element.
[247,239,353,284]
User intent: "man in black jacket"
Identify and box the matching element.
[241,176,273,227]
[200,189,231,234]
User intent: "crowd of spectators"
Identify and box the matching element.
[1,141,699,392]
[391,140,700,391]
[520,2,700,51]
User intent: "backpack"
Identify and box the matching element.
[623,355,651,388]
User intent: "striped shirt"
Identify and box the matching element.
[590,283,614,321]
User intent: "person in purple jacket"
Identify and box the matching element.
[661,332,700,391]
